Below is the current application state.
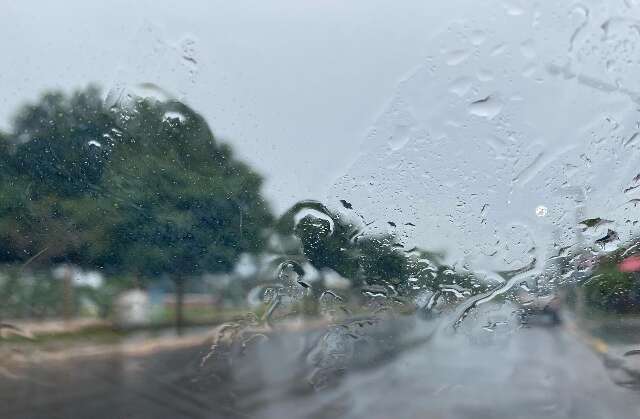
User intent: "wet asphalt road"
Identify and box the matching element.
[2,310,640,419]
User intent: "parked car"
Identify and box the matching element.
[517,290,562,327]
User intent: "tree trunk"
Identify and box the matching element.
[174,277,185,335]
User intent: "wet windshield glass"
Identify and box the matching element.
[2,1,640,418]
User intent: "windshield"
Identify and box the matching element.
[2,1,640,418]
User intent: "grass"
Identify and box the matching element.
[0,324,123,346]
[0,307,251,348]
[154,305,248,324]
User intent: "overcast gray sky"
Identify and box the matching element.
[1,0,463,212]
[3,0,640,270]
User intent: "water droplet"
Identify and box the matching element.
[388,126,411,151]
[504,1,525,16]
[446,49,471,66]
[276,260,305,282]
[490,43,507,56]
[468,95,503,119]
[477,69,494,82]
[339,199,353,209]
[532,10,542,27]
[134,82,174,101]
[521,64,536,78]
[284,201,338,237]
[520,39,536,59]
[163,111,187,123]
[595,229,621,250]
[449,77,473,97]
[606,59,616,72]
[535,205,548,217]
[470,30,486,46]
[179,36,198,66]
[568,5,589,52]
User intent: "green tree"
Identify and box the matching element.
[0,86,114,265]
[99,98,273,330]
[582,247,640,314]
[276,201,408,288]
[276,201,361,281]
[274,200,484,311]
[0,86,274,328]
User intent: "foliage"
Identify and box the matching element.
[276,200,482,301]
[0,267,126,319]
[582,254,640,314]
[0,86,274,282]
[0,269,64,318]
[94,99,273,278]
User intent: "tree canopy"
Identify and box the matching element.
[274,200,481,301]
[0,86,273,281]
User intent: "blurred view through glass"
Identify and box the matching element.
[3,1,640,418]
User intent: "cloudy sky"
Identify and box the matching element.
[1,0,464,211]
